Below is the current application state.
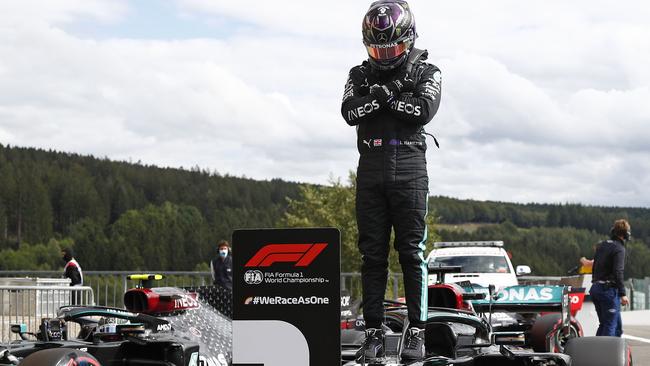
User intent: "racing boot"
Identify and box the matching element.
[400,327,425,361]
[356,328,385,360]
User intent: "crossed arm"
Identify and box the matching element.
[341,64,442,126]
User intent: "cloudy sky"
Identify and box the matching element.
[1,1,649,207]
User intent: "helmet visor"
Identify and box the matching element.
[365,41,410,61]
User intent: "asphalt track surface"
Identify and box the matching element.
[576,301,650,364]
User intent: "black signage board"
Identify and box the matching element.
[232,228,341,366]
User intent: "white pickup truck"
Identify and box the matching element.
[426,241,531,288]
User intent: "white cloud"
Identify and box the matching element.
[175,0,368,40]
[1,1,650,207]
[0,0,127,26]
[0,18,355,183]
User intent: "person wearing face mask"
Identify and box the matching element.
[61,247,83,286]
[589,219,631,337]
[211,240,233,290]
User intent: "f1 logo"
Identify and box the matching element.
[245,243,327,267]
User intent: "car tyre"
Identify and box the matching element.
[564,336,632,366]
[530,313,579,352]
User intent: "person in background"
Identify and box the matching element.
[211,240,233,290]
[61,247,83,286]
[589,219,631,337]
[578,255,594,274]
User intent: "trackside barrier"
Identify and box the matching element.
[1,271,404,305]
[0,285,94,343]
[1,271,645,309]
[0,271,213,308]
[627,277,650,311]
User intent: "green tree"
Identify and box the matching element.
[624,240,650,279]
[281,173,439,273]
[15,165,53,244]
[51,164,108,233]
[69,218,110,270]
[107,202,208,271]
[438,223,608,276]
[282,174,361,273]
[0,159,18,247]
[0,199,7,247]
[0,238,71,270]
[107,176,145,223]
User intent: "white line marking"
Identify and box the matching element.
[623,334,650,344]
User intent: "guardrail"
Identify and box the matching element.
[627,277,650,311]
[0,271,403,304]
[0,271,214,308]
[1,271,647,310]
[1,285,93,343]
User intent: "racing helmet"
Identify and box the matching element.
[362,0,417,71]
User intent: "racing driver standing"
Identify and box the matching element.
[341,0,442,361]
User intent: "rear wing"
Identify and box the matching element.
[464,284,570,326]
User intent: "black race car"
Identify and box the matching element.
[342,265,633,366]
[343,302,632,366]
[0,306,202,366]
[0,274,231,366]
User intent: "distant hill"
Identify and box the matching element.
[430,197,650,278]
[1,143,648,276]
[0,143,301,270]
[431,196,650,241]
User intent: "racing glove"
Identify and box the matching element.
[369,84,394,105]
[386,71,416,95]
[357,84,370,96]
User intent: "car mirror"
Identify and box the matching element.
[10,324,27,334]
[516,265,531,276]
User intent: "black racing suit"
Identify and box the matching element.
[341,56,441,329]
[211,255,233,291]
